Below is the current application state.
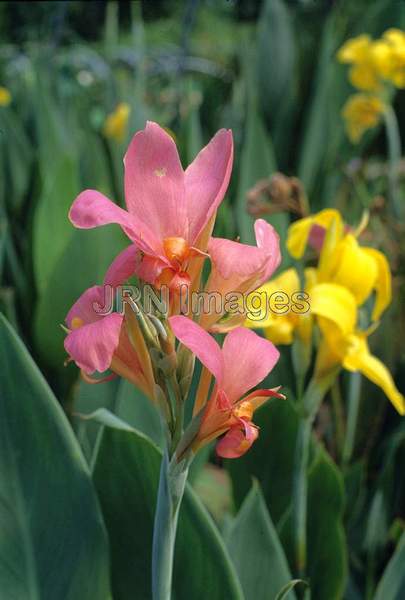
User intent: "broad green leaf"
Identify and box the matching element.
[225,482,297,600]
[34,225,126,368]
[226,397,299,524]
[0,313,111,600]
[93,425,244,600]
[285,445,347,600]
[374,532,405,600]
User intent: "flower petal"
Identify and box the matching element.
[254,219,281,280]
[104,244,140,287]
[343,334,405,415]
[124,121,187,240]
[310,283,357,337]
[169,315,224,384]
[216,422,258,458]
[69,189,159,254]
[185,129,233,244]
[64,313,123,374]
[222,327,280,402]
[66,285,110,328]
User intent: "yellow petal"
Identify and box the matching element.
[263,317,296,345]
[362,247,392,321]
[314,336,342,379]
[332,235,378,306]
[286,209,343,259]
[343,334,405,415]
[317,213,345,281]
[310,283,357,336]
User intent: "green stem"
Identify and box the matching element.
[293,416,312,577]
[342,372,362,467]
[293,371,339,577]
[152,450,188,600]
[383,105,402,220]
[331,379,345,461]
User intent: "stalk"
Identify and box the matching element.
[383,104,402,220]
[152,450,188,600]
[342,372,361,466]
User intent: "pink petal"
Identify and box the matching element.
[208,237,269,280]
[216,422,258,459]
[254,219,281,281]
[124,121,188,240]
[66,286,109,328]
[185,129,233,244]
[222,327,280,402]
[69,189,159,255]
[104,245,140,287]
[64,312,123,373]
[169,315,224,384]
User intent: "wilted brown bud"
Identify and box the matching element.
[246,172,308,218]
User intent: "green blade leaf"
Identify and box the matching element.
[374,532,405,600]
[275,579,308,600]
[92,424,244,600]
[0,313,111,600]
[224,482,297,600]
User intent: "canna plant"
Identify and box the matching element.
[64,121,283,599]
[247,207,404,578]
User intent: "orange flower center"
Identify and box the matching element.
[233,400,254,421]
[163,237,190,265]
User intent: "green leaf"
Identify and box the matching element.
[225,482,297,600]
[275,580,308,600]
[0,313,111,600]
[374,532,405,600]
[93,424,244,600]
[226,397,299,524]
[299,446,347,600]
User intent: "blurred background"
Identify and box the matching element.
[1,2,404,598]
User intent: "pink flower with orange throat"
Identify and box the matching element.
[170,316,283,458]
[69,121,233,292]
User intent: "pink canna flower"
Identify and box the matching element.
[169,316,283,458]
[199,219,281,331]
[69,121,233,291]
[64,249,155,399]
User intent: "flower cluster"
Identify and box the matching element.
[338,29,405,142]
[64,122,283,459]
[247,208,404,415]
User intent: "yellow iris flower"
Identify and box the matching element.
[103,102,131,143]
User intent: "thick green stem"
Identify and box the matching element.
[383,105,402,220]
[152,450,188,600]
[342,372,362,467]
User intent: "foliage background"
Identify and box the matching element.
[0,1,404,599]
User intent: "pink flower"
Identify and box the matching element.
[199,219,281,331]
[64,248,155,399]
[69,121,233,291]
[169,316,283,458]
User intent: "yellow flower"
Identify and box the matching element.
[103,102,131,143]
[288,209,391,322]
[245,268,312,345]
[337,34,381,91]
[341,93,385,143]
[380,28,405,88]
[310,283,404,415]
[0,86,11,107]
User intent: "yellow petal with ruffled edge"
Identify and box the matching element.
[286,209,344,259]
[362,247,392,321]
[332,234,378,306]
[343,334,405,415]
[309,283,357,336]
